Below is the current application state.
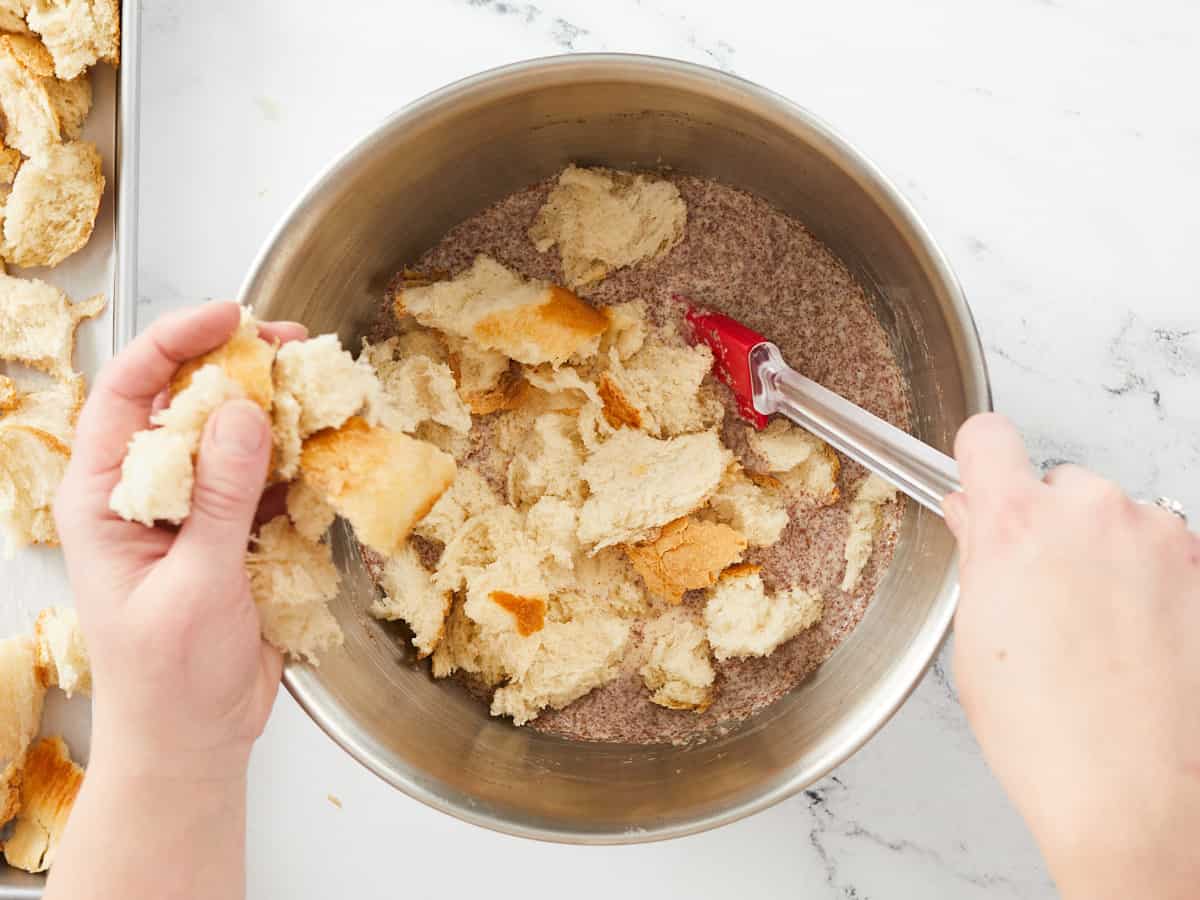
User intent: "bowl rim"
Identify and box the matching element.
[240,51,993,845]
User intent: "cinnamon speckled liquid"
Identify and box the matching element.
[370,174,910,745]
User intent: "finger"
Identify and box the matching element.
[171,400,271,571]
[258,321,307,346]
[73,302,242,481]
[954,413,1037,509]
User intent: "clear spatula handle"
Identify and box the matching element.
[751,343,961,517]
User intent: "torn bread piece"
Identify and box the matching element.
[522,363,602,411]
[2,736,83,873]
[0,372,83,445]
[171,307,275,412]
[362,337,471,436]
[578,428,731,551]
[599,299,648,361]
[0,274,104,379]
[524,494,579,575]
[273,334,381,441]
[24,0,120,80]
[703,465,791,547]
[598,341,718,437]
[286,479,336,543]
[413,466,499,546]
[704,565,823,661]
[299,416,456,557]
[624,516,746,604]
[841,474,899,593]
[444,335,515,414]
[640,614,715,711]
[745,418,840,507]
[0,33,91,157]
[0,2,29,34]
[33,606,89,697]
[490,616,631,726]
[369,542,451,658]
[246,516,343,663]
[0,423,68,552]
[2,140,104,268]
[528,165,687,289]
[431,598,540,687]
[0,634,46,827]
[561,547,649,620]
[108,365,244,526]
[395,254,608,366]
[506,411,585,508]
[0,372,15,411]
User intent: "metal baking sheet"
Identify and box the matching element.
[0,0,139,893]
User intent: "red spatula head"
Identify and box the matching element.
[682,299,770,430]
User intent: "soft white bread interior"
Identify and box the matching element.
[841,474,899,592]
[704,565,823,661]
[299,416,456,557]
[369,542,452,659]
[395,254,609,366]
[528,165,687,289]
[578,428,730,551]
[33,606,89,698]
[639,612,715,711]
[245,516,343,663]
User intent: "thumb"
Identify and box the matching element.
[942,491,971,567]
[173,400,271,569]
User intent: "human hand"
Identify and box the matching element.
[54,301,305,782]
[944,413,1200,899]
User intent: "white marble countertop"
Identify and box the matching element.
[129,0,1200,896]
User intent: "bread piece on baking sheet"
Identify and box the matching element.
[0,273,104,379]
[0,634,46,828]
[0,33,92,158]
[2,140,104,268]
[24,0,120,80]
[2,735,85,873]
[33,606,89,698]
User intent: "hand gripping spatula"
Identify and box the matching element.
[685,303,961,517]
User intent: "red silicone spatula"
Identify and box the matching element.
[685,302,961,517]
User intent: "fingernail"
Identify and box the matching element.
[212,401,267,456]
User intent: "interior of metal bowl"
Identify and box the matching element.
[241,54,990,844]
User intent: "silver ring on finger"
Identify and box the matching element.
[1151,496,1188,524]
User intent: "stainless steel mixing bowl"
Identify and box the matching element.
[241,54,991,844]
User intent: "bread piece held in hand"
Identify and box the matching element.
[299,416,455,557]
[245,516,343,664]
